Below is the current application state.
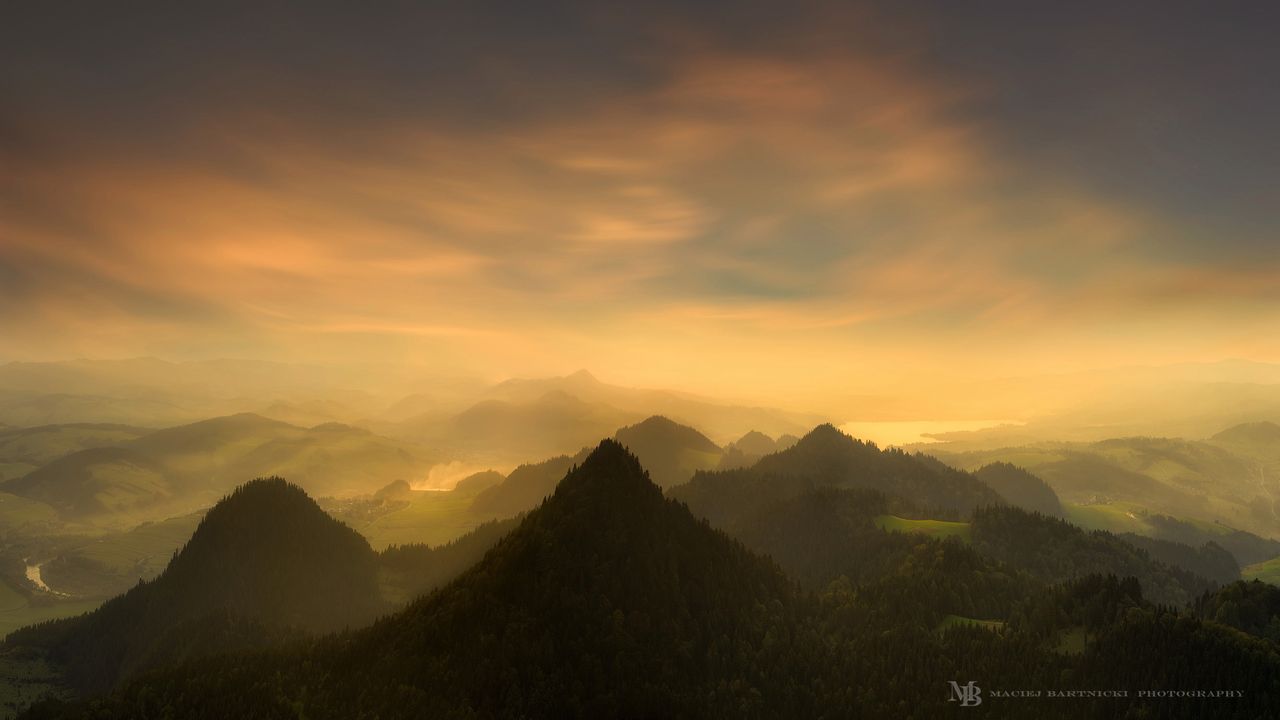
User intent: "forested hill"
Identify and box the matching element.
[611,415,722,488]
[18,444,1280,719]
[5,478,386,692]
[969,505,1224,606]
[348,438,807,717]
[973,462,1064,517]
[41,440,816,718]
[671,423,1003,527]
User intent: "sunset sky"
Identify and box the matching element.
[3,1,1278,411]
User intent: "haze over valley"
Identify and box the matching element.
[5,0,1280,717]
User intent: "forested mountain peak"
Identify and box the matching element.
[974,461,1064,517]
[5,478,385,692]
[167,477,375,588]
[615,415,720,453]
[789,422,854,450]
[715,422,1004,517]
[547,438,666,509]
[333,439,802,717]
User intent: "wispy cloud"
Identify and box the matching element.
[1,9,1274,408]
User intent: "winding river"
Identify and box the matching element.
[23,559,67,596]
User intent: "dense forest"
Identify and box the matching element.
[8,440,1280,719]
[6,479,387,693]
[670,424,1002,528]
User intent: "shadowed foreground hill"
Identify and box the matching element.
[470,415,724,520]
[41,440,818,718]
[5,479,385,692]
[21,444,1280,719]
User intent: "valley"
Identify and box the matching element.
[0,367,1277,718]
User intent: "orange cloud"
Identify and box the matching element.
[2,43,1274,414]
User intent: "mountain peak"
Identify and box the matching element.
[565,368,599,383]
[168,479,380,604]
[551,439,664,506]
[616,415,720,452]
[794,422,855,449]
[732,430,777,455]
[12,477,384,692]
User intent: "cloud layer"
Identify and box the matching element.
[2,1,1277,413]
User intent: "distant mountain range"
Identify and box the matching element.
[377,369,821,465]
[1,414,435,523]
[930,421,1280,540]
[0,361,822,466]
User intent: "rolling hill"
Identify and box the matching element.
[0,425,151,484]
[612,416,722,488]
[4,478,386,693]
[716,430,799,470]
[1,414,435,523]
[973,462,1064,516]
[671,423,1004,529]
[934,433,1280,540]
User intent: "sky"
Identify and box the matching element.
[2,1,1278,413]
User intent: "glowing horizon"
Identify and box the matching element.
[3,2,1278,420]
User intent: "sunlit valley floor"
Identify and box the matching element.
[1,366,1279,717]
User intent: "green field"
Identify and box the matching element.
[1243,556,1280,586]
[0,584,100,639]
[357,491,484,550]
[0,581,26,615]
[1065,502,1242,538]
[68,512,202,576]
[0,494,59,532]
[1063,502,1153,535]
[937,615,1004,632]
[1054,626,1088,655]
[874,515,971,542]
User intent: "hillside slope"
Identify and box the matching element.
[5,479,385,692]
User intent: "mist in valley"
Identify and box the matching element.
[5,0,1280,716]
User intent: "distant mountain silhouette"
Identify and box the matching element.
[4,446,170,515]
[2,413,435,520]
[730,429,778,456]
[469,415,726,518]
[475,369,821,440]
[937,434,1279,539]
[468,451,585,520]
[450,469,504,494]
[5,478,385,692]
[0,423,150,471]
[401,391,637,463]
[1211,420,1280,446]
[717,429,798,469]
[974,462,1064,516]
[672,423,1003,528]
[613,415,721,488]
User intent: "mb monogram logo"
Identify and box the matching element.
[948,680,983,707]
